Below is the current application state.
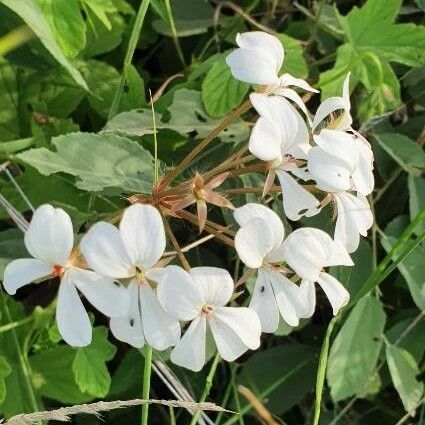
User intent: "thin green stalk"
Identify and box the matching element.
[0,291,41,416]
[222,358,311,425]
[189,352,221,425]
[142,344,153,425]
[231,365,245,425]
[312,316,339,425]
[0,316,32,333]
[108,0,151,120]
[215,374,234,425]
[164,0,186,68]
[0,25,34,56]
[168,406,176,425]
[150,89,159,185]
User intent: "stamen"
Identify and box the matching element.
[52,265,64,278]
[201,304,214,315]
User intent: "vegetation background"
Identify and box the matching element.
[0,0,424,424]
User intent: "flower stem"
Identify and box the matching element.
[189,352,221,425]
[161,100,252,187]
[141,344,153,425]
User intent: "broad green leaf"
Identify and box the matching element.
[30,346,94,404]
[408,174,425,234]
[201,55,249,118]
[386,343,424,413]
[72,327,116,398]
[103,109,162,136]
[80,0,117,30]
[276,33,309,79]
[83,61,146,118]
[238,344,317,415]
[17,132,154,193]
[0,355,12,404]
[35,0,86,58]
[0,0,88,90]
[374,133,425,176]
[327,296,386,401]
[382,215,425,310]
[0,58,20,141]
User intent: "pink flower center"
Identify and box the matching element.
[52,265,64,278]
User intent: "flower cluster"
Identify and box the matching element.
[2,31,374,372]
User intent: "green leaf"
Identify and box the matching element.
[16,132,154,193]
[0,230,27,276]
[72,327,116,398]
[35,0,86,58]
[238,344,317,415]
[0,0,88,90]
[30,346,94,404]
[0,58,20,141]
[374,133,425,176]
[0,355,12,404]
[327,296,386,401]
[201,55,249,118]
[386,343,424,414]
[408,174,425,234]
[276,33,308,79]
[80,0,117,30]
[382,215,425,310]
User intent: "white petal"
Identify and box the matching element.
[308,147,353,192]
[80,222,133,279]
[266,241,286,263]
[342,72,351,112]
[235,218,274,269]
[279,73,319,92]
[171,315,206,372]
[71,268,129,318]
[234,202,285,248]
[119,204,165,269]
[313,130,358,170]
[249,270,280,333]
[351,137,374,196]
[316,272,350,315]
[236,31,284,72]
[249,116,283,162]
[56,272,91,347]
[275,88,312,123]
[312,97,346,132]
[282,228,331,281]
[156,265,204,320]
[334,192,373,253]
[110,281,145,348]
[24,204,73,266]
[267,269,303,326]
[190,267,234,307]
[298,280,316,318]
[139,284,180,350]
[276,170,321,221]
[326,240,354,267]
[226,49,279,86]
[3,259,51,295]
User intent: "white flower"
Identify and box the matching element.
[234,203,307,332]
[282,228,353,315]
[308,129,374,195]
[333,192,374,253]
[80,204,180,350]
[249,94,320,221]
[157,266,261,372]
[225,31,318,116]
[3,204,128,347]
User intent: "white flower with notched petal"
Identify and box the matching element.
[282,228,353,315]
[157,266,261,372]
[80,204,180,350]
[308,129,374,252]
[234,203,308,332]
[225,31,317,115]
[3,204,128,347]
[249,94,320,221]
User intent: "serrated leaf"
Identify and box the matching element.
[202,55,249,118]
[0,0,88,90]
[386,343,424,414]
[17,132,154,193]
[374,133,425,176]
[35,0,86,58]
[72,327,116,398]
[327,296,386,401]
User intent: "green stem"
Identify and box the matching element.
[164,0,186,69]
[108,0,151,120]
[141,345,153,425]
[0,25,34,56]
[189,352,221,425]
[0,316,32,333]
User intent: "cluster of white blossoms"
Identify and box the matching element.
[2,31,374,372]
